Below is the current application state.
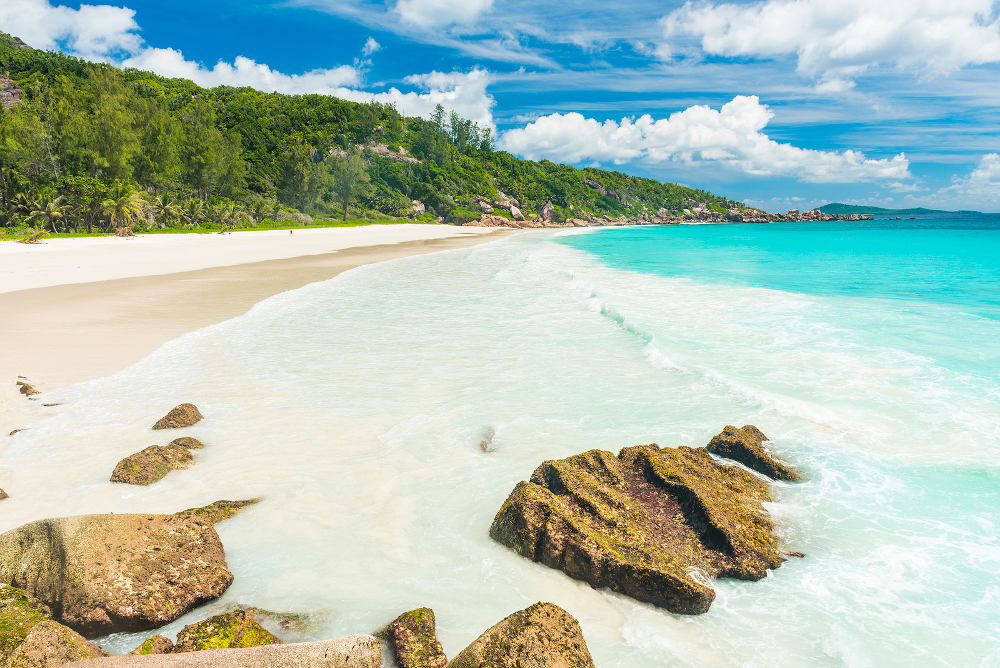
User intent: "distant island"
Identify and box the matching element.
[818,203,982,216]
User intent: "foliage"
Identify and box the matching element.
[0,30,737,234]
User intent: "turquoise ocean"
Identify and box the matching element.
[3,215,999,666]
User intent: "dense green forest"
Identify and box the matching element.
[0,30,737,235]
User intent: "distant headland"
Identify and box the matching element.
[818,203,983,216]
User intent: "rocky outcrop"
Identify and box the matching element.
[386,608,447,668]
[0,585,107,666]
[407,201,426,217]
[110,444,193,485]
[152,403,203,430]
[129,636,174,656]
[65,636,381,667]
[539,201,555,222]
[0,77,21,110]
[368,143,420,164]
[446,602,594,668]
[0,506,239,635]
[173,610,281,653]
[178,498,260,524]
[508,206,524,222]
[707,425,801,481]
[490,443,786,614]
[169,437,204,450]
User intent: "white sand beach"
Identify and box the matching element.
[0,224,506,433]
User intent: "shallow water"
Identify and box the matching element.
[2,219,999,666]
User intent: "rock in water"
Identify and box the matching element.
[129,636,174,655]
[0,509,236,635]
[152,403,203,430]
[64,636,381,667]
[110,444,194,485]
[386,608,447,668]
[0,488,8,500]
[446,602,594,668]
[706,425,801,481]
[489,444,784,614]
[0,585,107,666]
[174,609,281,653]
[169,437,204,449]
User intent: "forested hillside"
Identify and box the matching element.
[0,30,737,234]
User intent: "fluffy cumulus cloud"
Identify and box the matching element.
[394,0,494,27]
[946,153,1000,204]
[122,48,362,94]
[660,0,1000,84]
[499,96,910,183]
[343,69,495,129]
[0,0,142,58]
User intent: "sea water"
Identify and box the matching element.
[2,216,999,667]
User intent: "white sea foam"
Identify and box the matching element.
[1,232,998,665]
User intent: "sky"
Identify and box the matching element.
[2,0,1000,212]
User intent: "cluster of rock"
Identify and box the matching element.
[384,602,594,668]
[489,425,802,614]
[110,404,205,485]
[331,142,421,165]
[0,76,21,111]
[461,193,871,229]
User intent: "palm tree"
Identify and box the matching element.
[27,194,69,234]
[182,198,206,229]
[100,183,145,233]
[212,200,249,233]
[152,193,180,229]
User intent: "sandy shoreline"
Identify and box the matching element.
[0,225,508,434]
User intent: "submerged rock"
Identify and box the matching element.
[128,636,174,655]
[152,403,203,430]
[0,488,7,500]
[65,635,381,667]
[490,444,784,614]
[110,444,193,485]
[706,425,801,481]
[446,602,593,668]
[0,585,107,666]
[386,607,447,668]
[0,506,238,635]
[169,437,204,450]
[178,499,260,524]
[173,609,281,653]
[16,380,40,397]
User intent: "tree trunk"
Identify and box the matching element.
[342,198,349,221]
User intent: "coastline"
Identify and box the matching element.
[0,226,509,434]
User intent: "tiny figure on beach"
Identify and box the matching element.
[290,229,293,235]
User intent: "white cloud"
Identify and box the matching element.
[0,0,141,58]
[122,48,362,93]
[347,69,496,129]
[660,0,1000,83]
[394,0,493,27]
[498,95,910,183]
[946,153,1000,204]
[361,36,381,56]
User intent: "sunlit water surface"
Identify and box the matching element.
[3,218,999,667]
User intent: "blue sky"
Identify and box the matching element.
[4,0,1000,211]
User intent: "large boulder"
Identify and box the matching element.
[152,404,203,430]
[0,585,107,666]
[0,501,254,636]
[539,201,555,222]
[706,425,801,481]
[385,608,447,668]
[490,444,784,614]
[446,602,593,668]
[110,444,193,485]
[65,636,381,667]
[174,610,281,653]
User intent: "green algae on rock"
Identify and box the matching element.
[173,610,281,653]
[0,585,107,666]
[489,443,785,615]
[706,425,801,481]
[0,509,235,636]
[110,445,193,485]
[168,437,204,450]
[177,499,260,524]
[152,404,203,430]
[446,602,594,668]
[385,608,447,668]
[128,636,174,655]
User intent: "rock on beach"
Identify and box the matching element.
[152,403,203,430]
[706,425,801,481]
[110,444,193,485]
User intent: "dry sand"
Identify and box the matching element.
[0,225,507,433]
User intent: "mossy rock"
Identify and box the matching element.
[177,499,260,524]
[168,437,204,450]
[173,610,282,653]
[129,635,174,655]
[386,607,447,668]
[152,403,203,430]
[446,602,593,668]
[0,585,53,661]
[110,444,193,485]
[489,441,786,614]
[706,425,801,481]
[0,585,107,666]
